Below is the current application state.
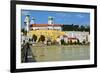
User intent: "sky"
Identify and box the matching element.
[21,9,90,28]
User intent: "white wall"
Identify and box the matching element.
[0,0,99,73]
[65,31,89,42]
[32,27,48,30]
[48,26,61,30]
[31,26,62,30]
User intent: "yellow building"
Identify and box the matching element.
[24,16,65,43]
[28,28,65,42]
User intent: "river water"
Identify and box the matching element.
[31,45,90,62]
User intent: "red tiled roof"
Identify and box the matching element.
[68,37,77,39]
[30,24,63,27]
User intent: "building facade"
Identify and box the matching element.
[30,24,63,31]
[22,15,90,44]
[63,31,90,44]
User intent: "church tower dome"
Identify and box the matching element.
[48,16,54,24]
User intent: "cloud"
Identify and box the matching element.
[76,14,84,18]
[21,11,30,16]
[55,13,67,17]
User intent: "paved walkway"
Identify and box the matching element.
[21,43,36,63]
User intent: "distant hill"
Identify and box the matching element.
[62,24,90,32]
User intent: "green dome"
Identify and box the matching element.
[48,16,53,20]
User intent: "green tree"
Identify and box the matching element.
[32,34,37,42]
[21,28,27,35]
[39,35,45,42]
[82,39,86,44]
[77,39,80,44]
[61,39,66,45]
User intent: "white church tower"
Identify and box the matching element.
[30,17,35,24]
[24,15,30,32]
[48,16,54,24]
